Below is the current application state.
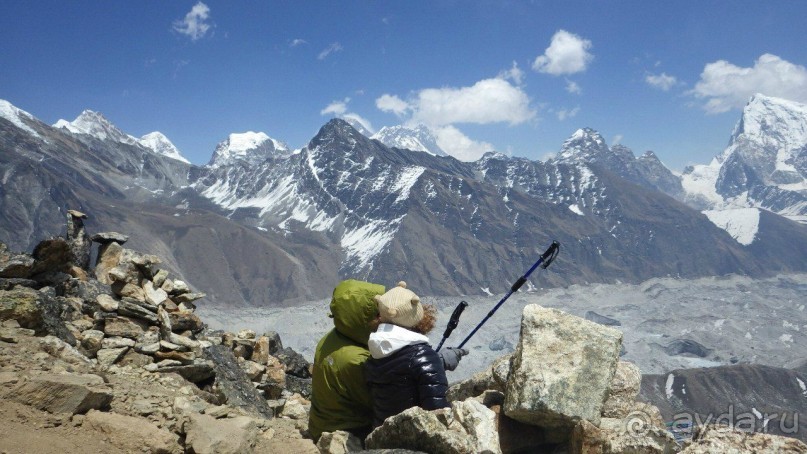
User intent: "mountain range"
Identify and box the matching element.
[1,94,806,307]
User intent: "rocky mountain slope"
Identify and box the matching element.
[2,98,807,307]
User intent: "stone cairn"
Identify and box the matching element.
[1,210,317,453]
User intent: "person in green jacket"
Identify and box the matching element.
[308,280,385,441]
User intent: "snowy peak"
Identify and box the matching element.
[208,131,289,167]
[555,128,609,163]
[371,124,448,157]
[342,115,375,138]
[54,110,138,146]
[730,94,807,149]
[0,99,41,138]
[139,132,190,164]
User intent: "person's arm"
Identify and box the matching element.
[413,345,450,410]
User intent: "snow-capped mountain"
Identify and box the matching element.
[682,94,807,224]
[551,128,684,198]
[208,131,289,168]
[0,99,42,139]
[54,110,140,146]
[3,98,807,307]
[139,132,190,164]
[371,124,449,157]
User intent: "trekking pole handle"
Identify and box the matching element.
[436,300,468,352]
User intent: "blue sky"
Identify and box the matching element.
[2,1,807,170]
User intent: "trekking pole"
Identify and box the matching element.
[456,241,560,349]
[435,300,468,352]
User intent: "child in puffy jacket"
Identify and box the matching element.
[364,281,467,428]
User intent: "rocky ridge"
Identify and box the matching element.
[2,212,806,453]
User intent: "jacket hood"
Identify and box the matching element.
[368,323,430,359]
[330,280,385,346]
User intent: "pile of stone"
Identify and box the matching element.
[1,211,318,453]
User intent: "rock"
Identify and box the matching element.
[503,305,623,429]
[160,340,188,352]
[489,336,514,352]
[160,278,175,294]
[143,280,169,306]
[152,269,169,287]
[173,291,206,304]
[103,316,147,339]
[154,350,196,364]
[279,393,309,420]
[365,402,500,454]
[204,345,274,418]
[447,354,511,402]
[96,346,129,366]
[39,335,92,365]
[116,299,158,323]
[262,331,284,355]
[80,329,105,355]
[117,349,153,367]
[0,277,38,290]
[169,311,204,333]
[184,413,260,454]
[0,287,43,328]
[237,328,256,340]
[168,332,200,349]
[0,245,35,278]
[585,311,622,327]
[90,232,129,245]
[30,237,71,276]
[664,339,711,358]
[84,409,181,454]
[138,342,161,354]
[65,209,91,270]
[316,430,363,454]
[240,360,266,381]
[284,375,312,398]
[157,306,173,339]
[95,294,119,312]
[171,280,189,294]
[101,336,136,349]
[111,281,146,301]
[602,361,642,418]
[9,373,112,414]
[252,336,271,365]
[174,396,210,416]
[572,417,679,454]
[150,360,216,383]
[681,424,807,453]
[94,241,123,284]
[275,347,312,378]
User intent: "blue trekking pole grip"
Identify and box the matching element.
[456,241,560,349]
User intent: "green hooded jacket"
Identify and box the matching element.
[308,280,384,440]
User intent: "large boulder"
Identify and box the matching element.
[571,417,679,454]
[447,354,511,402]
[84,409,182,454]
[365,400,501,454]
[503,305,623,429]
[681,424,807,453]
[0,243,34,278]
[0,287,76,345]
[7,373,112,414]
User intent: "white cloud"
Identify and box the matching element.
[532,30,593,76]
[173,2,212,41]
[691,54,807,113]
[646,72,678,91]
[342,113,375,134]
[498,61,525,85]
[320,98,350,116]
[612,134,624,146]
[318,42,343,60]
[565,80,581,94]
[433,125,494,161]
[557,107,580,121]
[411,78,535,126]
[290,39,307,47]
[376,94,410,117]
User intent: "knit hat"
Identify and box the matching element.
[374,281,423,328]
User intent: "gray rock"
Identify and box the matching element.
[503,305,623,429]
[95,294,119,312]
[143,280,168,306]
[664,339,711,358]
[276,347,311,378]
[203,345,274,418]
[101,336,136,349]
[365,401,501,454]
[80,329,105,355]
[0,287,76,346]
[151,360,215,383]
[116,299,158,323]
[681,424,807,453]
[316,430,363,454]
[103,316,148,339]
[10,373,112,414]
[173,291,206,304]
[65,210,91,270]
[0,245,35,278]
[151,269,169,288]
[447,354,511,402]
[90,232,129,245]
[96,346,129,366]
[30,237,71,276]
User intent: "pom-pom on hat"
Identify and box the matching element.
[374,281,423,328]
